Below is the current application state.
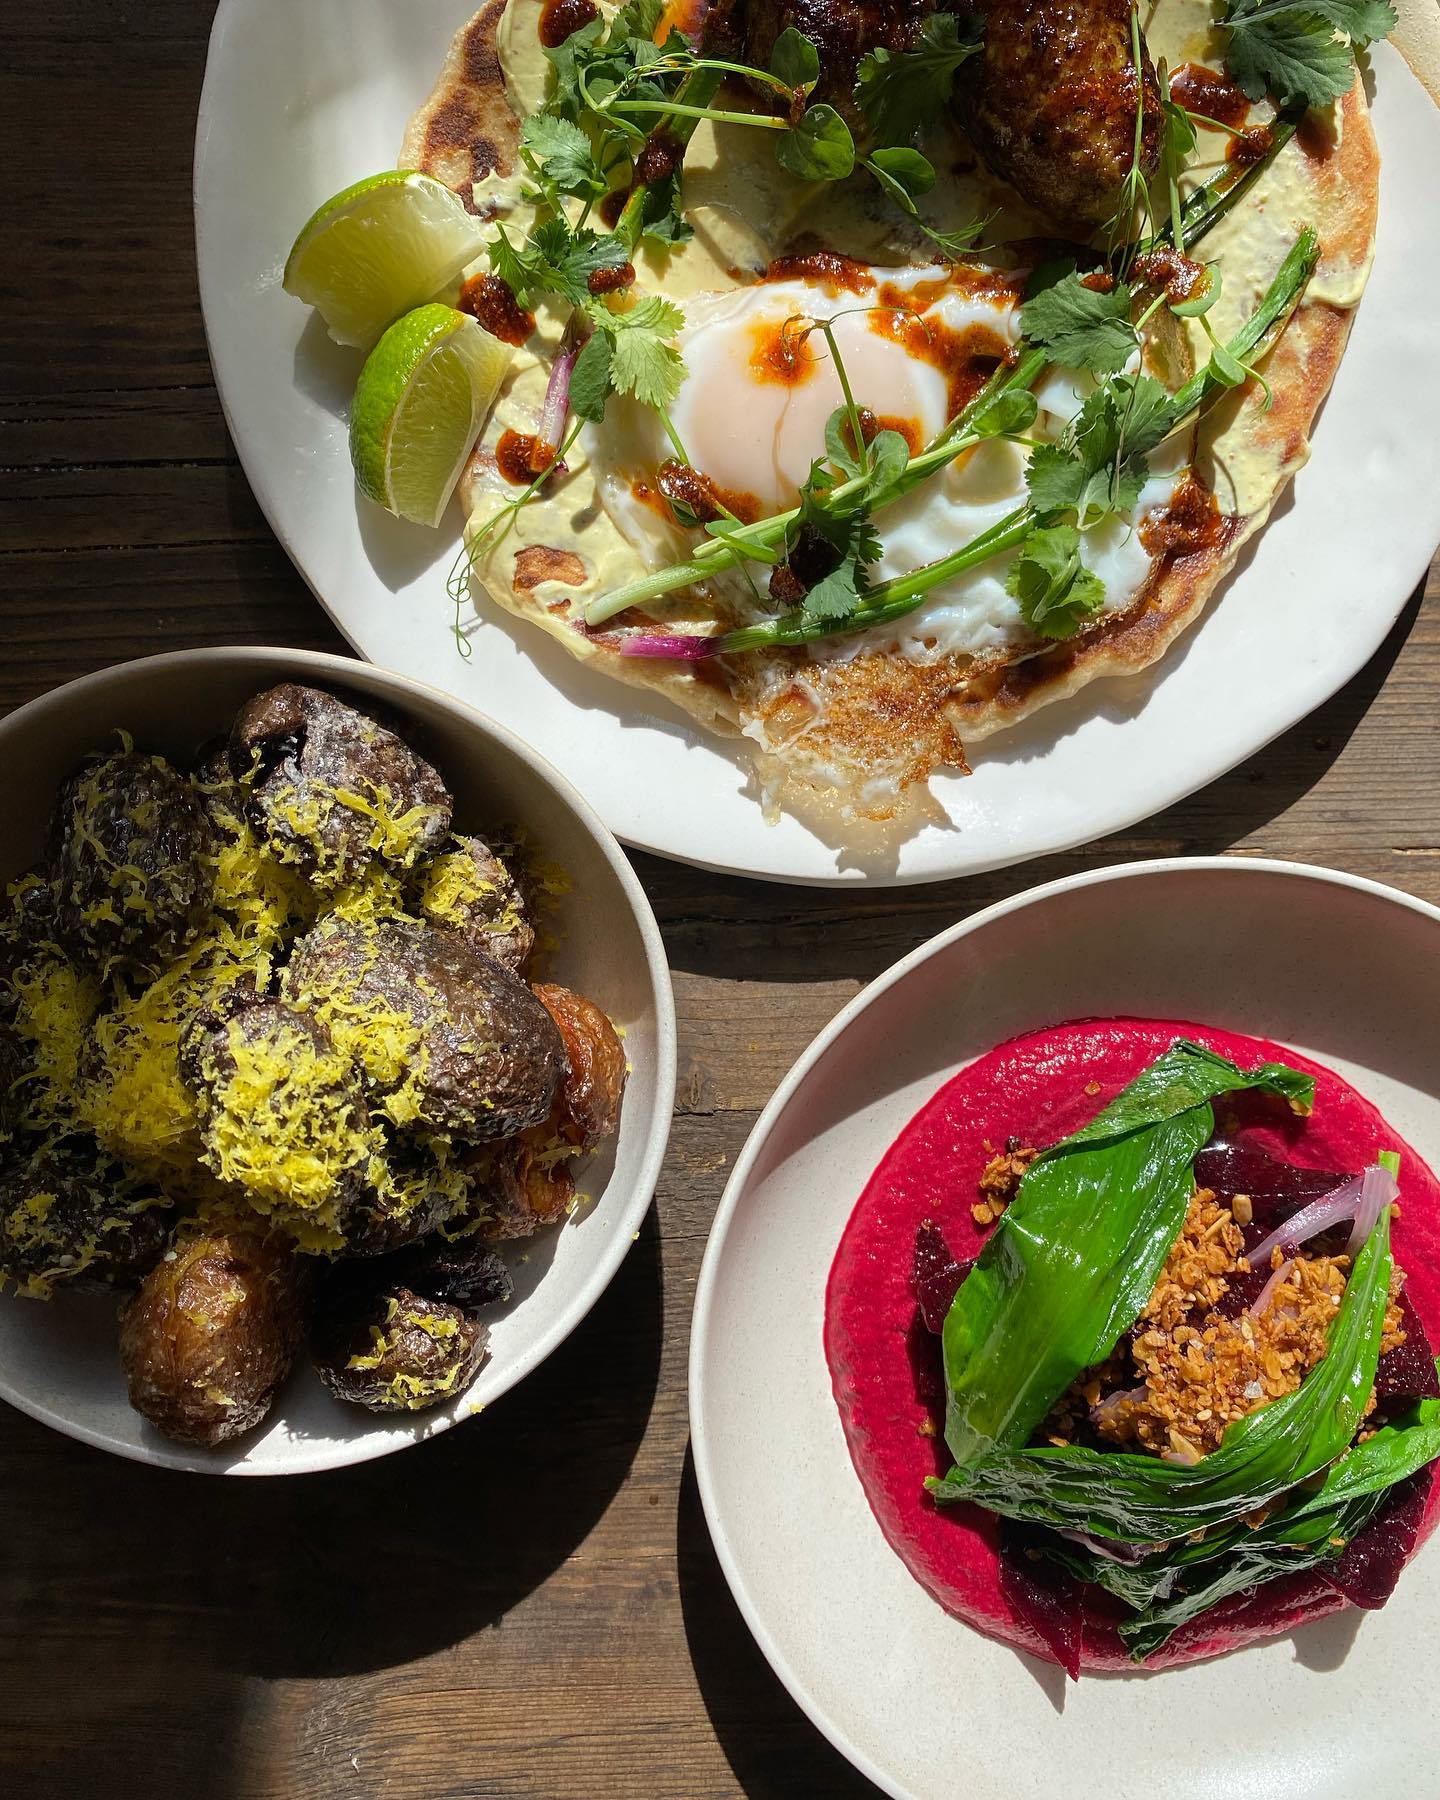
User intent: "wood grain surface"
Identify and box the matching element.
[2,7,1437,1798]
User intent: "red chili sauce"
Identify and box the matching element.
[538,0,598,50]
[824,1017,1440,1673]
[458,274,534,348]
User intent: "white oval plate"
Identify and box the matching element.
[195,14,1440,886]
[690,859,1440,1798]
[0,647,676,1475]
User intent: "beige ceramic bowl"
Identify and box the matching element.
[0,647,676,1474]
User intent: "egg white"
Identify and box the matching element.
[585,263,1184,662]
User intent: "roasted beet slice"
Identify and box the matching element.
[1193,1139,1348,1227]
[998,1530,1085,1680]
[1375,1285,1440,1402]
[1320,1476,1430,1610]
[910,1220,973,1334]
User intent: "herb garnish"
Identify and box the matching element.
[1222,0,1396,109]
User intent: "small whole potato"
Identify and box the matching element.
[119,1228,308,1446]
[311,1283,488,1413]
[532,984,626,1151]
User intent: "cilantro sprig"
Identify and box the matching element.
[855,14,983,147]
[1222,0,1396,109]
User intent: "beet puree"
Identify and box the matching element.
[824,1017,1440,1674]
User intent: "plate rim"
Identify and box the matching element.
[0,644,679,1477]
[191,11,1440,888]
[687,854,1440,1795]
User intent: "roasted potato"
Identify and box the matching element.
[229,684,452,887]
[344,1134,471,1258]
[418,834,536,976]
[47,750,214,978]
[0,1143,170,1298]
[119,1227,309,1446]
[182,999,375,1249]
[311,1282,487,1412]
[533,984,627,1151]
[383,1234,514,1310]
[282,916,565,1141]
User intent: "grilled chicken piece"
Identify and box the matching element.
[948,1,1161,227]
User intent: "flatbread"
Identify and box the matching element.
[407,2,1380,821]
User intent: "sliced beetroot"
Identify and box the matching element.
[910,1220,974,1335]
[1375,1284,1440,1401]
[1320,1475,1429,1610]
[1193,1139,1349,1227]
[998,1531,1085,1681]
[905,1307,947,1422]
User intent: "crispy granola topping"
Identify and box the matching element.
[973,1137,1038,1225]
[1046,1188,1407,1461]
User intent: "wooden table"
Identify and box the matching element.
[3,8,1437,1797]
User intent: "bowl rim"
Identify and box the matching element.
[687,854,1440,1797]
[0,644,678,1476]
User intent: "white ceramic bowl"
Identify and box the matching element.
[0,647,676,1475]
[690,858,1440,1800]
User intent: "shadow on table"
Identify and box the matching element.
[645,575,1427,991]
[677,1445,883,1800]
[0,1208,665,1796]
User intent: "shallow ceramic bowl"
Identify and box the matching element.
[690,858,1440,1799]
[0,647,676,1475]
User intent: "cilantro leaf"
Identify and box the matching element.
[520,115,606,201]
[610,0,665,41]
[593,293,687,408]
[1020,269,1137,375]
[1027,373,1175,526]
[1005,524,1108,640]
[776,103,856,181]
[1222,0,1395,107]
[855,13,982,147]
[569,330,614,423]
[493,218,631,307]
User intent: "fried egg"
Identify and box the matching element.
[586,263,1185,664]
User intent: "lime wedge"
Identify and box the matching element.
[350,304,513,527]
[283,170,486,350]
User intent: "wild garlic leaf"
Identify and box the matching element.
[935,1041,1315,1473]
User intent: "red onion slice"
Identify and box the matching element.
[618,632,720,659]
[533,347,575,472]
[1245,1172,1365,1268]
[1248,1257,1297,1320]
[1345,1161,1398,1257]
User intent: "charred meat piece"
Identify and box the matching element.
[311,1282,488,1413]
[282,916,565,1142]
[0,1143,171,1298]
[533,984,627,1151]
[119,1226,309,1446]
[182,999,375,1246]
[229,684,452,888]
[418,834,536,976]
[47,750,214,978]
[949,0,1162,227]
[702,0,935,129]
